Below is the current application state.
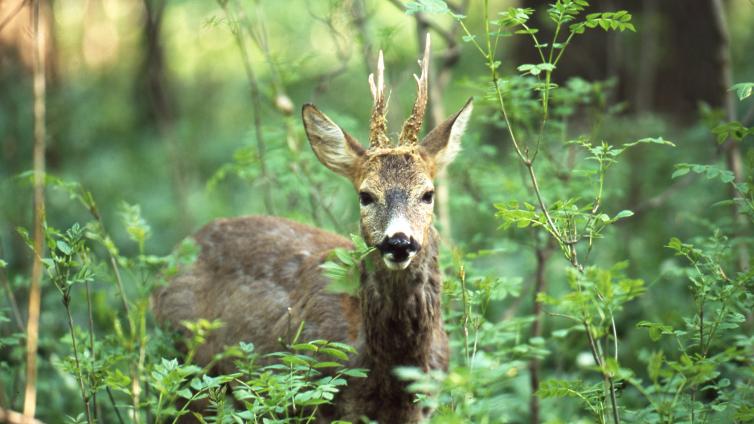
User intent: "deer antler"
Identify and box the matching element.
[368,50,390,148]
[399,33,430,145]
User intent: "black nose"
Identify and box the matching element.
[376,233,420,262]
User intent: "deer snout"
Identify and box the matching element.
[377,233,420,269]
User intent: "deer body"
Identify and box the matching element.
[153,35,472,423]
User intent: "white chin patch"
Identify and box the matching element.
[382,253,414,270]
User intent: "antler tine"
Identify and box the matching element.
[399,33,430,146]
[368,50,390,148]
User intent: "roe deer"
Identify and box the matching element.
[153,34,473,423]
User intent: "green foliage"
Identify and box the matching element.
[0,0,752,422]
[396,260,539,422]
[321,234,375,296]
[146,331,368,423]
[571,11,636,34]
[395,1,750,423]
[623,233,754,423]
[538,379,605,418]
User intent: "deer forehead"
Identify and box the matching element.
[356,149,434,194]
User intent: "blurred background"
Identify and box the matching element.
[0,0,753,422]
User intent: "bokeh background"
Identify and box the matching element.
[1,0,753,422]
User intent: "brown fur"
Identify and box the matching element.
[153,216,357,368]
[154,59,472,422]
[153,213,448,423]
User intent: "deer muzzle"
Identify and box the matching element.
[376,232,420,270]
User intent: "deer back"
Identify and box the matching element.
[152,216,360,369]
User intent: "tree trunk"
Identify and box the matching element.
[515,0,728,123]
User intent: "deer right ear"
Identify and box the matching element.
[302,104,365,179]
[420,98,473,173]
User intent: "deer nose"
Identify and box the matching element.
[377,232,420,262]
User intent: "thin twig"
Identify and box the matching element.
[106,387,126,424]
[712,0,750,271]
[81,198,139,422]
[306,1,352,96]
[529,241,552,424]
[459,265,470,366]
[469,1,621,421]
[63,295,94,423]
[84,200,133,330]
[351,0,376,76]
[0,242,25,333]
[461,4,563,244]
[23,0,46,418]
[608,377,621,424]
[236,0,347,228]
[219,0,274,214]
[85,279,98,421]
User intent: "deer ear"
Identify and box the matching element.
[420,98,473,172]
[302,104,365,179]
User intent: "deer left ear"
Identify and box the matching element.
[302,103,365,180]
[420,98,473,172]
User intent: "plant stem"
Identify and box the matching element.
[608,376,620,424]
[82,198,142,422]
[219,0,274,214]
[0,242,25,333]
[63,295,94,424]
[85,197,133,332]
[712,0,750,271]
[23,0,46,419]
[85,280,98,421]
[459,265,470,366]
[155,392,164,423]
[106,387,126,424]
[467,3,625,421]
[529,242,551,424]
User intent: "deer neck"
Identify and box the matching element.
[358,226,442,370]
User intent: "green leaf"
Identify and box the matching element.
[730,82,754,100]
[538,62,556,72]
[393,366,425,381]
[624,137,675,148]
[119,202,151,251]
[517,64,537,75]
[671,167,690,179]
[56,240,73,256]
[313,361,343,368]
[405,0,450,15]
[637,321,674,341]
[712,121,753,143]
[320,347,349,361]
[674,163,735,185]
[334,248,353,265]
[342,368,368,378]
[613,210,634,220]
[291,343,318,352]
[177,388,193,400]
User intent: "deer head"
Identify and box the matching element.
[302,34,473,270]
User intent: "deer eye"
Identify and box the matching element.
[421,190,434,204]
[359,191,374,206]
